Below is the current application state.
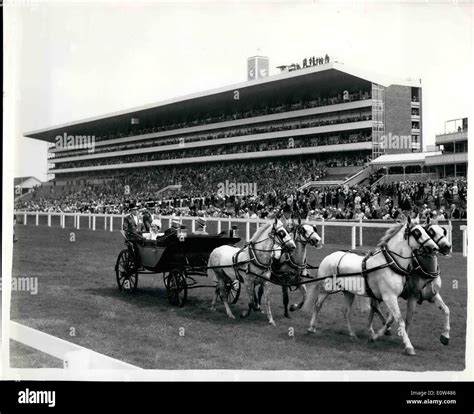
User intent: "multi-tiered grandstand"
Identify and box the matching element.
[24,60,423,197]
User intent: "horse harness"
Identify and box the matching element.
[232,227,293,283]
[336,241,440,300]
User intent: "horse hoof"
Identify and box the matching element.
[349,335,359,341]
[368,336,375,343]
[269,321,276,326]
[440,335,450,345]
[240,312,248,318]
[210,307,216,312]
[307,327,316,334]
[228,314,236,320]
[289,304,298,312]
[404,347,416,356]
[384,328,392,336]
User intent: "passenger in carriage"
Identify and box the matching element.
[193,217,209,235]
[122,202,146,267]
[140,204,153,232]
[122,203,145,237]
[164,219,181,236]
[143,219,163,240]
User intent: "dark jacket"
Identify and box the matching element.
[123,214,145,235]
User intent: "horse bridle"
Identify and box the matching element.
[425,224,448,246]
[249,225,293,253]
[293,224,319,246]
[404,224,435,251]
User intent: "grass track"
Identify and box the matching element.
[9,225,467,370]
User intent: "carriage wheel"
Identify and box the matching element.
[115,249,138,293]
[224,279,241,304]
[165,269,187,307]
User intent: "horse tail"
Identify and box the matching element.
[355,295,371,312]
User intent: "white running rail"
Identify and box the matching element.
[9,321,143,371]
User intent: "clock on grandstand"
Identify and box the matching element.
[247,55,269,81]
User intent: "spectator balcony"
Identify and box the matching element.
[425,152,468,166]
[51,120,373,163]
[435,130,468,145]
[49,141,372,174]
[48,100,373,155]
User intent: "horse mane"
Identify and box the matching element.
[250,223,272,242]
[377,223,405,247]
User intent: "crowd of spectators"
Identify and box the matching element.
[16,157,467,223]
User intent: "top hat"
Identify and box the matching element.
[171,219,181,229]
[196,217,206,229]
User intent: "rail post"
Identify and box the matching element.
[92,216,96,231]
[359,217,363,246]
[110,216,113,232]
[36,213,39,226]
[246,221,250,242]
[47,214,51,227]
[351,225,356,250]
[121,215,124,230]
[321,218,325,244]
[88,213,91,229]
[460,225,467,257]
[24,213,27,225]
[61,213,65,229]
[104,215,107,230]
[448,220,453,244]
[191,219,195,233]
[217,219,221,234]
[77,214,80,230]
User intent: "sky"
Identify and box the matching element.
[6,0,473,182]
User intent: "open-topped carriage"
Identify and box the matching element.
[114,229,241,307]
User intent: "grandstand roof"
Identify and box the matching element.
[24,61,421,143]
[14,176,41,185]
[371,151,442,166]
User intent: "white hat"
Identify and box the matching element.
[151,219,161,227]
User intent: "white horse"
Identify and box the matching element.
[302,217,438,355]
[257,220,323,317]
[208,218,296,325]
[368,222,452,346]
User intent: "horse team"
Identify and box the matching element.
[208,217,452,356]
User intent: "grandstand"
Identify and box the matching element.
[25,60,422,188]
[21,58,466,220]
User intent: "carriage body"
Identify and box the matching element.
[115,230,241,306]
